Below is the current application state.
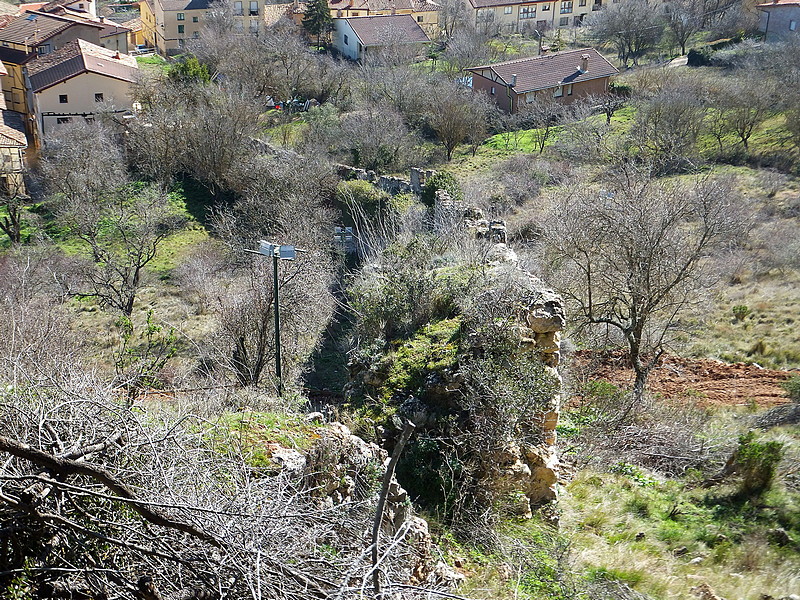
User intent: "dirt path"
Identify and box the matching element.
[571,351,795,407]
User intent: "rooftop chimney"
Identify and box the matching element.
[511,73,517,87]
[113,51,120,59]
[579,53,589,73]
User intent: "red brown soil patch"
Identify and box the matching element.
[571,350,795,407]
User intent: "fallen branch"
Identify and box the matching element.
[0,434,221,548]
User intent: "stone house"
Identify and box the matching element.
[464,0,606,34]
[758,0,800,42]
[466,47,618,113]
[332,13,430,61]
[27,38,138,136]
[0,64,28,197]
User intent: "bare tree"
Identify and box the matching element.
[0,180,27,245]
[586,0,664,67]
[427,85,493,160]
[544,171,747,400]
[441,28,490,76]
[439,0,471,38]
[662,0,704,55]
[41,123,186,316]
[338,103,417,172]
[721,77,777,151]
[517,95,565,154]
[630,74,706,171]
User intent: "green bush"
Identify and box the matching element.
[734,431,784,497]
[782,376,800,402]
[732,305,751,321]
[335,179,390,217]
[421,172,463,207]
[687,47,712,67]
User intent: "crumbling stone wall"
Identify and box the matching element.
[335,165,437,195]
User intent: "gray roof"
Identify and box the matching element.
[28,38,138,92]
[0,46,37,65]
[159,0,212,11]
[0,11,103,46]
[0,110,27,147]
[467,48,618,93]
[344,14,430,46]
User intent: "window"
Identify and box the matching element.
[566,83,573,95]
[344,34,349,45]
[519,5,535,18]
[249,20,258,32]
[233,1,242,15]
[56,117,71,124]
[560,1,572,13]
[193,16,198,22]
[542,3,550,10]
[553,85,563,97]
[490,86,496,95]
[178,24,184,33]
[559,16,569,25]
[791,20,798,31]
[177,12,185,20]
[59,94,68,103]
[193,30,199,37]
[37,45,50,55]
[352,11,359,15]
[579,0,586,5]
[78,2,84,7]
[417,15,424,22]
[94,93,104,102]
[249,1,258,15]
[504,5,512,13]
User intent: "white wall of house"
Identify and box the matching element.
[100,31,130,54]
[332,20,363,61]
[760,6,800,43]
[34,72,133,136]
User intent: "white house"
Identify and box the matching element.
[332,14,430,61]
[26,39,138,136]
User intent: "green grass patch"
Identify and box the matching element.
[206,411,319,470]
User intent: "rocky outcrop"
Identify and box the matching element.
[485,257,565,514]
[274,422,463,588]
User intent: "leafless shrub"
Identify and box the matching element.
[0,378,447,599]
[570,394,734,477]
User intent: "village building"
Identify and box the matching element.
[758,0,800,41]
[26,38,138,136]
[332,13,430,61]
[466,47,618,113]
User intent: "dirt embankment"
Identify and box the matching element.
[571,351,795,407]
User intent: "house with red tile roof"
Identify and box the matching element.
[466,47,618,113]
[27,38,138,135]
[758,0,800,42]
[332,13,430,60]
